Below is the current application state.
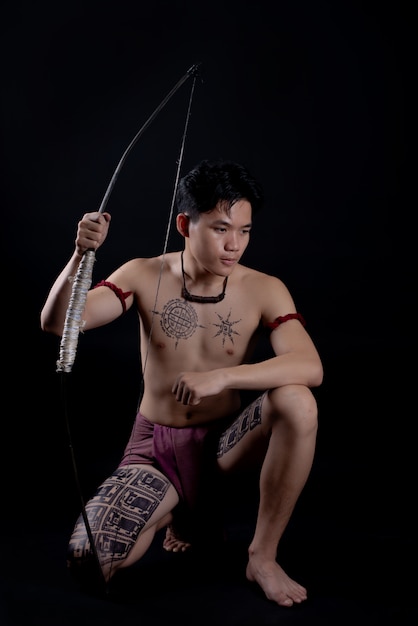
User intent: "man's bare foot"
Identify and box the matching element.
[162,525,192,553]
[246,557,308,607]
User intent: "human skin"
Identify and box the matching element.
[41,201,323,606]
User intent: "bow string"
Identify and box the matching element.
[55,63,202,592]
[57,62,202,373]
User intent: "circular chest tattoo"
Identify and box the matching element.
[155,298,206,347]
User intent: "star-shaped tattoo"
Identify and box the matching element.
[212,310,241,346]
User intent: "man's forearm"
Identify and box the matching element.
[221,353,323,391]
[40,251,83,335]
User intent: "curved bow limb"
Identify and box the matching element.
[56,62,202,374]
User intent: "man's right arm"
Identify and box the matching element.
[40,251,86,335]
[40,211,111,336]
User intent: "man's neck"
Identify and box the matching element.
[180,250,228,304]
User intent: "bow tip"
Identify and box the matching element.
[187,62,203,78]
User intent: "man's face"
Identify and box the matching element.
[187,199,253,277]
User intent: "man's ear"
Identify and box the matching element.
[176,213,189,237]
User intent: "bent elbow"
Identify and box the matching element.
[308,358,324,388]
[40,316,63,337]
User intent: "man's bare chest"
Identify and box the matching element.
[141,293,260,358]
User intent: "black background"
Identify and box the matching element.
[2,1,415,625]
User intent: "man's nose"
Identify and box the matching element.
[225,231,240,251]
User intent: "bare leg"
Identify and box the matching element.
[68,464,179,585]
[218,385,318,607]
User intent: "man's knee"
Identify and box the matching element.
[266,385,318,434]
[67,541,107,594]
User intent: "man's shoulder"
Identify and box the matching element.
[234,265,292,316]
[122,252,179,271]
[236,263,285,287]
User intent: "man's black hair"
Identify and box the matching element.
[176,159,264,220]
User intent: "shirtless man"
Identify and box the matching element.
[40,158,323,607]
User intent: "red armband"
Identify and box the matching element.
[265,313,306,331]
[93,280,133,314]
